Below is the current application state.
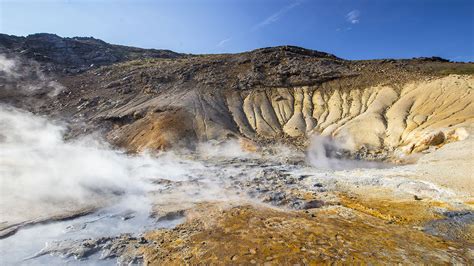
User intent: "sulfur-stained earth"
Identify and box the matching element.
[141,201,472,265]
[1,143,473,265]
[137,146,473,264]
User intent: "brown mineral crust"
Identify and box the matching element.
[140,204,470,265]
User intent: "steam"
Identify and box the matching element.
[0,54,19,78]
[0,105,205,223]
[0,54,64,98]
[196,139,254,159]
[306,135,387,170]
[0,104,252,266]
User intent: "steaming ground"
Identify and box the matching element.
[0,105,197,231]
[0,106,256,237]
[1,105,473,264]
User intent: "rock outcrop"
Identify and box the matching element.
[226,75,473,156]
[0,33,184,73]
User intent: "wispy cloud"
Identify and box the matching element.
[336,27,353,32]
[216,37,232,47]
[216,1,304,49]
[252,0,303,31]
[346,10,360,24]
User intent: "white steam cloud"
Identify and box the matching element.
[0,54,64,98]
[306,135,387,170]
[196,139,254,159]
[0,104,251,266]
[0,105,205,224]
[0,54,19,78]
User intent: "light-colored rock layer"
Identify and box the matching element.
[108,75,473,157]
[227,75,474,154]
[407,130,474,196]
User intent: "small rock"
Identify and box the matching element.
[303,200,325,209]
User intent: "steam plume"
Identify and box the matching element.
[306,135,387,170]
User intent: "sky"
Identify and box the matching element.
[0,0,473,61]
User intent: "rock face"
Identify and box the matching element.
[1,34,473,159]
[227,76,473,155]
[0,33,184,73]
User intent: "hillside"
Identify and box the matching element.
[2,34,472,160]
[0,33,184,73]
[1,34,473,265]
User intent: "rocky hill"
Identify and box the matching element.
[0,33,184,73]
[1,34,473,160]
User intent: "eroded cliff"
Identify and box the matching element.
[100,74,473,160]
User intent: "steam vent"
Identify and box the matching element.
[1,32,473,265]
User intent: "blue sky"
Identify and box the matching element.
[1,0,473,61]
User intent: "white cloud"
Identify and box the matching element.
[336,27,352,32]
[218,1,304,47]
[216,37,232,47]
[252,0,302,31]
[346,10,360,24]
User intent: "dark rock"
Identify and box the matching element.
[0,33,185,74]
[313,183,324,188]
[302,200,325,209]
